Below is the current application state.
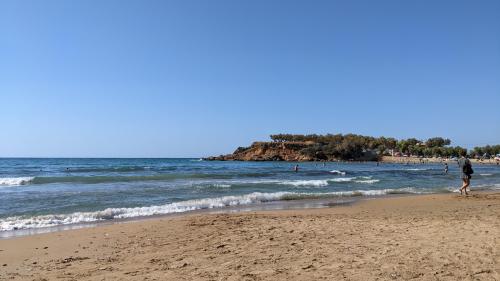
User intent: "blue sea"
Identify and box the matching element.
[1,158,499,234]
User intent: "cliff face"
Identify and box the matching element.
[205,141,380,162]
[205,142,315,161]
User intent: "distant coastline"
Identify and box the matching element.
[205,134,500,164]
[380,156,499,165]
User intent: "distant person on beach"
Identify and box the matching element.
[444,163,448,174]
[294,164,299,172]
[458,153,473,195]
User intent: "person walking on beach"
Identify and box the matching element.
[458,153,473,195]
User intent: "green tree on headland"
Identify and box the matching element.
[471,145,500,158]
[269,133,474,160]
[425,137,451,148]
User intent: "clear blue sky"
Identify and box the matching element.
[1,0,499,157]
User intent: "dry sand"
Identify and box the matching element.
[1,193,499,281]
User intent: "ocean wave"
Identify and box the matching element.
[479,174,493,176]
[0,189,431,231]
[210,184,232,188]
[278,179,330,187]
[3,173,265,185]
[3,174,384,188]
[0,192,291,231]
[194,176,381,189]
[330,170,346,175]
[0,177,34,186]
[329,177,355,182]
[469,183,500,190]
[9,183,500,232]
[434,183,500,193]
[435,184,500,193]
[256,176,380,187]
[66,166,152,173]
[354,179,380,184]
[403,168,430,171]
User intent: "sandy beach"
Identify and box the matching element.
[1,192,499,281]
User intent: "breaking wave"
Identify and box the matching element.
[0,188,434,231]
[210,184,232,188]
[355,179,380,184]
[0,177,35,186]
[403,168,430,171]
[5,183,500,232]
[330,177,355,182]
[278,179,330,187]
[0,173,277,186]
[267,176,380,187]
[67,166,153,173]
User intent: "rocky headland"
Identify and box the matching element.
[204,141,378,162]
[204,142,313,161]
[204,134,500,163]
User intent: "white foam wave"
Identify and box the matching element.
[469,183,500,190]
[0,189,430,231]
[330,170,346,175]
[330,177,355,182]
[0,177,34,186]
[479,174,493,176]
[0,192,290,231]
[433,184,500,193]
[276,177,379,186]
[212,184,232,188]
[354,179,380,184]
[404,168,429,171]
[278,180,330,187]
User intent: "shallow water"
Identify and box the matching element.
[0,158,499,232]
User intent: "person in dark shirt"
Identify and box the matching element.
[457,153,472,195]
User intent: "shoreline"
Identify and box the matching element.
[380,156,500,165]
[2,186,498,239]
[7,191,432,239]
[1,191,499,280]
[0,196,359,239]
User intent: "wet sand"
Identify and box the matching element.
[1,192,499,280]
